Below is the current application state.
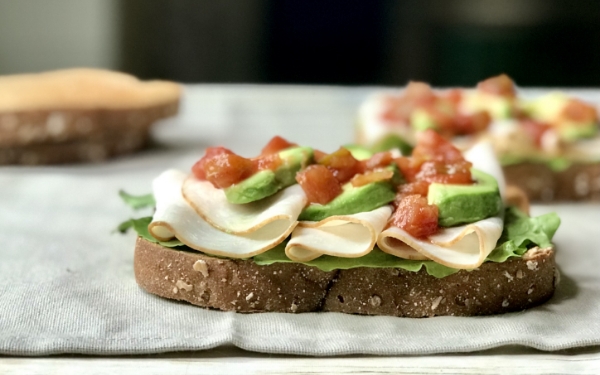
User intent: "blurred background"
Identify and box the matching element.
[1,0,599,87]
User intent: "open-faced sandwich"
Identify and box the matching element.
[357,74,600,201]
[120,130,560,317]
[0,68,180,165]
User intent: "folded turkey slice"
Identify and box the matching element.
[286,206,392,262]
[182,175,306,234]
[377,141,505,269]
[148,170,305,258]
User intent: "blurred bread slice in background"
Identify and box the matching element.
[0,68,180,165]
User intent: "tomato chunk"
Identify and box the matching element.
[362,151,395,171]
[351,169,394,188]
[521,120,551,147]
[253,153,282,171]
[560,99,597,123]
[260,136,297,155]
[318,147,363,183]
[412,129,465,164]
[192,147,255,189]
[477,74,516,97]
[391,194,439,238]
[296,165,342,205]
[398,180,429,197]
[416,160,473,184]
[380,82,436,123]
[452,111,491,135]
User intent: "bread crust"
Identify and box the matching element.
[503,162,600,201]
[134,237,557,317]
[0,103,178,165]
[0,69,180,165]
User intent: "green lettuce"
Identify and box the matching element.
[118,192,560,278]
[254,245,459,278]
[500,154,575,172]
[119,190,156,210]
[487,206,560,262]
[118,216,184,248]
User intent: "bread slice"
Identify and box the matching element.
[134,237,557,317]
[504,162,600,202]
[0,69,180,164]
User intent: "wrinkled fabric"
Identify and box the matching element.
[0,85,598,356]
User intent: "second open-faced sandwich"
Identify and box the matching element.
[120,130,560,317]
[356,75,600,201]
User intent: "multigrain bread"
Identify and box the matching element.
[0,69,180,165]
[134,237,557,317]
[503,163,600,202]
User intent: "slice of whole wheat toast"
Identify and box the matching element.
[134,237,557,317]
[504,162,600,202]
[0,69,180,164]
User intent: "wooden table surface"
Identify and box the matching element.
[3,345,600,374]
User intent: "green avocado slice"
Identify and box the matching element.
[427,169,502,227]
[225,146,314,204]
[298,181,396,222]
[410,108,438,132]
[371,134,413,155]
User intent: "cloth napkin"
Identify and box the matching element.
[1,85,599,356]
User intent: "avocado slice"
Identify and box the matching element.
[342,144,373,161]
[427,169,502,227]
[371,134,413,155]
[523,92,598,141]
[298,181,396,222]
[410,108,438,132]
[225,146,314,204]
[559,124,598,142]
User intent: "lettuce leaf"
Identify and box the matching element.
[487,207,560,262]
[500,154,575,172]
[254,245,460,278]
[119,190,156,209]
[118,216,184,248]
[118,190,560,278]
[255,206,560,277]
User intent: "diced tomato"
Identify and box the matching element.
[394,130,473,191]
[477,74,516,97]
[453,111,491,135]
[521,120,551,147]
[313,149,327,163]
[418,104,455,131]
[318,147,364,183]
[351,169,394,188]
[192,147,255,188]
[295,165,342,205]
[394,156,423,183]
[253,153,282,171]
[412,129,468,164]
[192,146,233,180]
[380,82,437,123]
[416,160,473,184]
[362,151,395,171]
[391,194,439,238]
[441,89,463,106]
[398,180,430,197]
[260,136,297,155]
[560,99,597,123]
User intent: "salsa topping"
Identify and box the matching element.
[295,164,342,205]
[193,136,296,189]
[317,147,363,183]
[380,81,491,136]
[477,74,517,98]
[390,130,473,238]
